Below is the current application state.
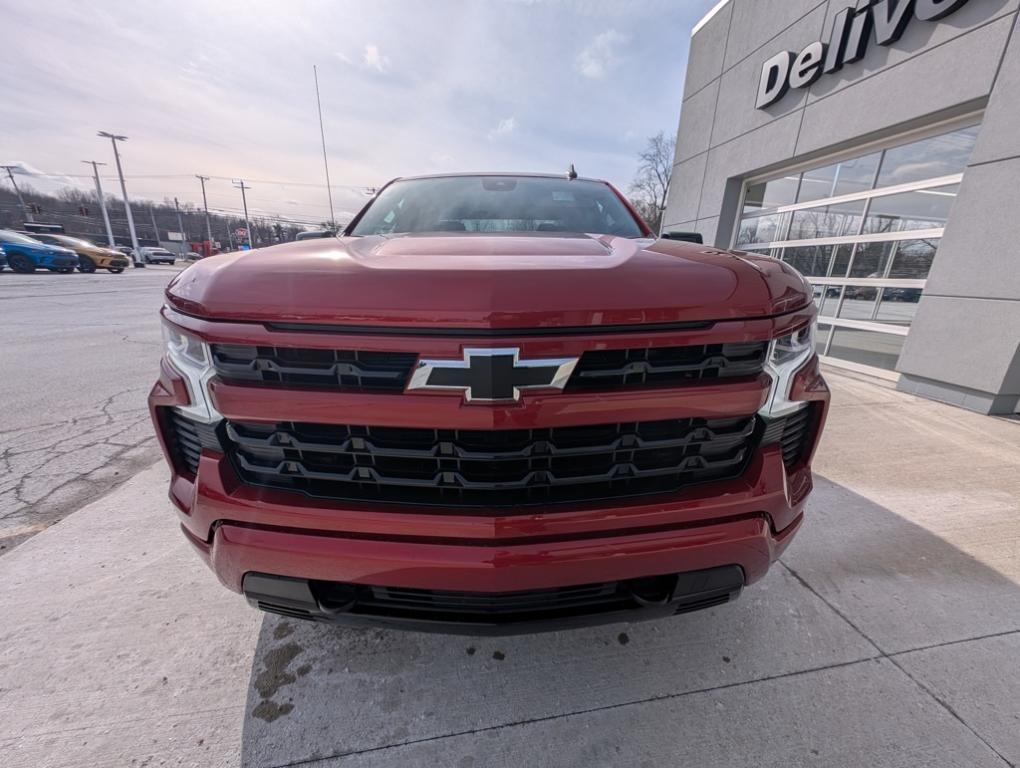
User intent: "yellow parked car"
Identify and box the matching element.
[25,233,131,273]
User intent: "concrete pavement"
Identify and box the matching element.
[0,265,184,553]
[0,371,1018,767]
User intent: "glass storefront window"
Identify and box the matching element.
[876,288,922,326]
[811,284,825,307]
[796,152,880,203]
[783,244,833,277]
[876,124,979,187]
[862,184,958,234]
[830,244,852,277]
[788,199,865,240]
[815,285,843,317]
[837,289,880,320]
[845,239,939,280]
[816,323,833,356]
[736,212,788,246]
[827,328,905,371]
[782,244,854,278]
[848,241,893,278]
[888,238,938,279]
[742,175,800,214]
[737,121,979,375]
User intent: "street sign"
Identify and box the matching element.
[167,231,184,241]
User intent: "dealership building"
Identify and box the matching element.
[664,0,1020,414]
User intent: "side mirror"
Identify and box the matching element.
[662,231,704,244]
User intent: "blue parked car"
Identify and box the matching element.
[0,229,80,273]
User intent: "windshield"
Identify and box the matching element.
[350,176,645,237]
[0,230,44,245]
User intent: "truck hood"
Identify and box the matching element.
[166,233,811,329]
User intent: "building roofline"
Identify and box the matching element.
[691,0,731,36]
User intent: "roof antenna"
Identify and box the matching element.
[567,163,577,180]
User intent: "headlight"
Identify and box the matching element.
[770,324,815,366]
[162,317,220,422]
[163,322,209,367]
[760,321,817,417]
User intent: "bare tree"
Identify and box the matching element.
[629,131,676,234]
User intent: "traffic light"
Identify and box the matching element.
[28,203,42,215]
[78,206,90,217]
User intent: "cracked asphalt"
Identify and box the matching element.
[0,264,185,554]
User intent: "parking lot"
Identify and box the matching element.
[0,268,1018,767]
[0,265,184,552]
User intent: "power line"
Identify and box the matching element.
[204,207,329,227]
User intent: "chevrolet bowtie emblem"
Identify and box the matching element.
[408,348,579,402]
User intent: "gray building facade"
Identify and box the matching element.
[664,0,1020,414]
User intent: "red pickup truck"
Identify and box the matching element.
[150,173,828,633]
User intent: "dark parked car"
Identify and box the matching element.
[883,287,922,302]
[296,229,337,241]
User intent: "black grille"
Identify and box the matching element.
[209,341,767,394]
[567,342,767,390]
[165,409,221,475]
[211,344,418,392]
[355,582,633,620]
[223,416,758,507]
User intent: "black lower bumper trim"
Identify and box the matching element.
[242,565,744,635]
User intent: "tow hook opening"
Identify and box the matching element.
[311,580,360,615]
[626,574,679,607]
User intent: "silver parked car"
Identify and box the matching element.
[139,247,176,265]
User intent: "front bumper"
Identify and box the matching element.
[240,564,750,635]
[149,313,829,631]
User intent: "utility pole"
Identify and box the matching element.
[1,165,34,223]
[196,175,213,253]
[82,160,115,247]
[313,65,337,230]
[98,131,142,267]
[149,205,160,243]
[232,179,254,249]
[173,197,186,255]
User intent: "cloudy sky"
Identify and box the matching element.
[0,0,716,226]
